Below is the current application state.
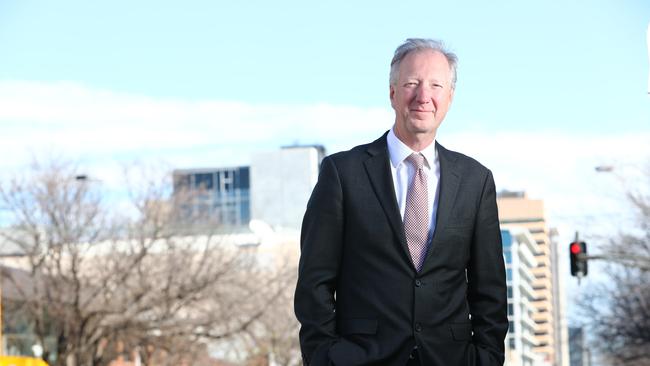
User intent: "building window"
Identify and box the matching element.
[509,338,516,349]
[508,304,514,316]
[502,231,512,248]
[506,268,513,281]
[504,250,512,264]
[507,286,513,298]
[509,321,515,333]
[173,174,190,191]
[195,173,214,190]
[221,170,233,191]
[236,167,250,189]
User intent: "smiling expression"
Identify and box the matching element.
[390,49,455,149]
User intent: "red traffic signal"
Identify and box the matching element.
[570,241,588,277]
[570,242,581,254]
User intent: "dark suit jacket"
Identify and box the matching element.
[294,132,508,366]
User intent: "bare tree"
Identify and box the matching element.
[0,160,296,366]
[577,163,650,365]
[234,250,301,366]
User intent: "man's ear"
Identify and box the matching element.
[389,85,395,106]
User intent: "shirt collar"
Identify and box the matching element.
[387,127,437,169]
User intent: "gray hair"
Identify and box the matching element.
[389,38,458,89]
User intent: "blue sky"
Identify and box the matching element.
[1,0,649,133]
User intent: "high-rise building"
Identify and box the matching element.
[502,226,544,366]
[498,191,568,366]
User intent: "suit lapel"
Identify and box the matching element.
[363,133,410,262]
[419,142,461,273]
[432,142,461,241]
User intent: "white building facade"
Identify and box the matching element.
[503,226,546,366]
[250,145,324,231]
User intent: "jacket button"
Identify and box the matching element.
[415,279,422,287]
[415,323,422,332]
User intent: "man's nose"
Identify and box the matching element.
[415,85,432,103]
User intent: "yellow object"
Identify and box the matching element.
[0,356,49,366]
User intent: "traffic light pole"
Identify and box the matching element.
[581,253,650,271]
[570,232,650,286]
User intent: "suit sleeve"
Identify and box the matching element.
[467,170,508,366]
[294,156,344,365]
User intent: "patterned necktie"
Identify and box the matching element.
[404,153,429,271]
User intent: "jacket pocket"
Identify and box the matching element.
[338,318,378,335]
[449,322,473,341]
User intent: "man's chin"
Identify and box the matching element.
[407,120,437,134]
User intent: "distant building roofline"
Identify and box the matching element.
[497,190,527,199]
[173,166,250,175]
[280,144,326,155]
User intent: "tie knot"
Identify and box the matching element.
[406,153,425,170]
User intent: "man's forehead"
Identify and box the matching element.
[398,52,452,79]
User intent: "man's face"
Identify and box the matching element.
[390,49,455,143]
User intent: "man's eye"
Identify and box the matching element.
[405,82,417,87]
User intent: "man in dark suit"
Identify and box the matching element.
[294,38,508,366]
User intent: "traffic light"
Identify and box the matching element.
[570,241,588,277]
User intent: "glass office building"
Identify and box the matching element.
[173,166,250,227]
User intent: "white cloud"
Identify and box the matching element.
[2,80,649,235]
[0,80,390,162]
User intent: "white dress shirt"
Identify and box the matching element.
[386,128,441,240]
